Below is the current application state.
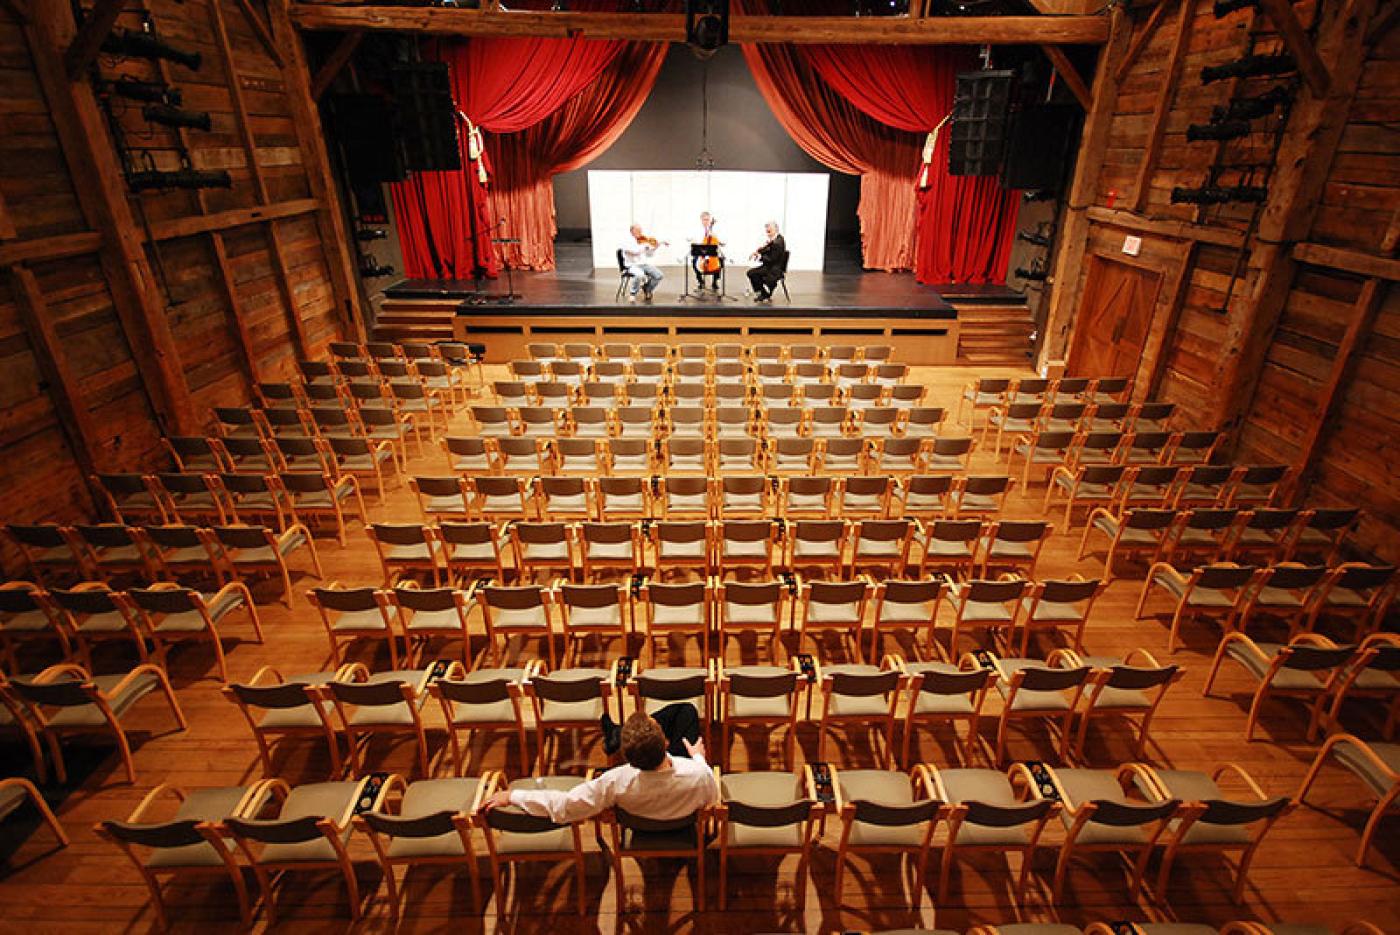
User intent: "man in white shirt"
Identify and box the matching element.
[620,224,663,303]
[479,711,718,825]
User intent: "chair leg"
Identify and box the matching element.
[1356,786,1400,867]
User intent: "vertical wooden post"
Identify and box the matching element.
[211,231,262,387]
[1210,0,1379,443]
[24,2,198,435]
[267,0,368,344]
[1040,4,1132,370]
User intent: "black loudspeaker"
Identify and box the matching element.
[329,93,406,185]
[686,0,729,52]
[1002,103,1081,192]
[949,69,1015,177]
[392,63,461,172]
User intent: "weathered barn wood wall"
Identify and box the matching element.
[1047,0,1399,562]
[0,0,362,570]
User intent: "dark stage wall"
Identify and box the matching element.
[552,44,862,242]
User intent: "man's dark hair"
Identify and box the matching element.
[620,712,667,770]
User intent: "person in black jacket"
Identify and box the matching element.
[747,221,786,303]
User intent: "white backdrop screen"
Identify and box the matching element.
[587,170,829,272]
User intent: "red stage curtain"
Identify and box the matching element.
[740,41,922,272]
[487,42,667,270]
[802,44,1020,284]
[389,34,628,280]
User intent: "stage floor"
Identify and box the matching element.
[382,242,1017,314]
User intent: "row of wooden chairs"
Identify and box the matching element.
[505,357,911,388]
[985,405,1201,458]
[1079,504,1360,576]
[1006,428,1269,490]
[469,402,941,443]
[494,375,920,409]
[1205,633,1398,743]
[524,340,897,365]
[217,380,455,439]
[958,375,1133,424]
[0,579,264,680]
[378,510,1053,582]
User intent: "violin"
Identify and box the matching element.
[635,234,666,249]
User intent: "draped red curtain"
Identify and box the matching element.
[487,42,667,270]
[389,35,629,279]
[802,44,1020,284]
[740,42,922,272]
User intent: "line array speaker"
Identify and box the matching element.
[392,62,461,173]
[949,69,1015,177]
[1002,103,1081,192]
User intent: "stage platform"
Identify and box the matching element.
[374,243,1032,365]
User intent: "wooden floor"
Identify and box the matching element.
[1,364,1397,935]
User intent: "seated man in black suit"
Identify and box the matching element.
[747,220,786,303]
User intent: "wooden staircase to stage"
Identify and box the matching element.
[943,287,1036,366]
[372,297,458,342]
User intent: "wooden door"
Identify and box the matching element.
[1068,256,1163,379]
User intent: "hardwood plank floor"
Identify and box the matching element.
[1,363,1396,934]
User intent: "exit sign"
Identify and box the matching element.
[1122,235,1143,256]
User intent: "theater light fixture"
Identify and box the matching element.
[101,28,201,71]
[1185,120,1251,142]
[686,0,729,55]
[1016,230,1052,247]
[1201,53,1294,84]
[359,256,395,278]
[128,168,232,192]
[1170,184,1267,205]
[1212,86,1293,123]
[356,229,389,241]
[109,78,182,106]
[142,104,212,132]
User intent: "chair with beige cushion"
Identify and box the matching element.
[1068,648,1183,759]
[323,664,441,777]
[831,765,943,908]
[10,662,185,785]
[386,585,476,668]
[223,665,346,777]
[1137,562,1258,653]
[990,652,1093,764]
[719,661,803,769]
[1203,633,1360,741]
[869,577,946,663]
[1297,733,1400,868]
[477,584,558,668]
[207,524,322,609]
[96,781,270,928]
[895,657,996,767]
[432,664,536,777]
[367,523,443,586]
[121,582,262,682]
[308,583,401,669]
[524,665,614,772]
[718,580,788,666]
[798,577,871,662]
[926,762,1058,902]
[716,768,821,910]
[473,772,588,912]
[355,773,488,918]
[817,661,904,766]
[224,776,384,924]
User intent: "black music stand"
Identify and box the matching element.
[680,243,732,302]
[462,238,523,306]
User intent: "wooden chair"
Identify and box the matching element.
[511,522,576,582]
[308,583,401,668]
[1204,633,1362,741]
[438,521,507,584]
[786,519,849,579]
[223,665,346,777]
[367,522,443,586]
[432,664,536,777]
[524,665,614,772]
[324,664,439,777]
[715,768,821,911]
[898,474,954,520]
[918,519,984,580]
[712,519,778,579]
[817,660,904,766]
[278,471,367,546]
[0,582,70,672]
[206,524,323,609]
[224,776,384,923]
[477,583,558,668]
[598,800,711,911]
[478,773,592,914]
[831,765,943,908]
[44,583,149,672]
[1297,733,1400,867]
[780,475,836,519]
[1068,648,1183,758]
[1136,562,1258,652]
[9,662,185,784]
[980,519,1052,578]
[926,762,1057,903]
[121,582,262,682]
[895,657,996,766]
[989,651,1093,763]
[1029,762,1179,900]
[387,584,476,668]
[1077,507,1177,578]
[797,577,871,662]
[653,520,712,579]
[557,581,629,663]
[1015,577,1105,657]
[96,781,269,928]
[641,578,711,665]
[948,578,1027,656]
[717,579,788,665]
[1135,762,1292,902]
[1304,563,1398,642]
[718,661,803,769]
[4,524,87,584]
[869,577,946,662]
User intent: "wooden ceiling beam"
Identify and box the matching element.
[1041,43,1092,109]
[64,0,127,79]
[1027,0,1104,14]
[1256,0,1330,97]
[1130,0,1192,213]
[287,5,1111,44]
[311,30,363,101]
[1292,242,1400,281]
[0,231,103,267]
[144,198,319,241]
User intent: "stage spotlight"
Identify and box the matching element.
[685,0,729,54]
[1212,85,1292,123]
[1022,190,1058,202]
[355,229,389,241]
[1213,0,1257,15]
[128,168,232,192]
[1186,120,1251,142]
[142,104,212,132]
[1017,230,1053,247]
[1014,266,1049,282]
[1170,184,1268,205]
[108,78,182,106]
[359,256,395,278]
[1201,53,1294,84]
[101,28,201,71]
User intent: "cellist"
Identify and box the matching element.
[689,211,724,292]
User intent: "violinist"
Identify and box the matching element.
[621,223,664,303]
[747,221,786,303]
[689,211,724,291]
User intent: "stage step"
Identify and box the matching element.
[948,296,1035,366]
[372,299,458,342]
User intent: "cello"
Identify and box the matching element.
[700,216,722,278]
